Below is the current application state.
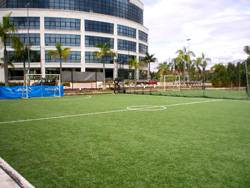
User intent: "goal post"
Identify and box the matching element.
[163,74,182,92]
[24,74,63,98]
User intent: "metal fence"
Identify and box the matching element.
[124,80,250,100]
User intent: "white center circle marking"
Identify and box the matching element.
[126,105,167,112]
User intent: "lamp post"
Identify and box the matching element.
[25,1,31,75]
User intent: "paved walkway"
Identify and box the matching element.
[0,157,35,188]
[0,168,20,188]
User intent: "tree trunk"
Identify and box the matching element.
[60,57,63,83]
[103,62,106,90]
[23,60,26,85]
[147,62,151,80]
[3,42,8,86]
[135,68,139,81]
[178,72,181,91]
[186,63,190,82]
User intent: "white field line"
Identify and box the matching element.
[0,109,127,125]
[163,99,222,107]
[24,95,92,102]
[0,100,222,125]
[0,96,92,102]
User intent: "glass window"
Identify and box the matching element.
[117,54,136,65]
[85,20,114,34]
[3,0,143,24]
[139,43,148,54]
[7,50,41,63]
[45,34,81,46]
[118,39,136,52]
[45,17,80,30]
[9,17,40,29]
[7,33,40,46]
[139,30,148,43]
[117,25,136,38]
[139,56,145,62]
[85,52,113,64]
[45,51,81,63]
[85,36,114,48]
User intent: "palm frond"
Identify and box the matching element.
[48,50,59,58]
[95,43,115,63]
[128,57,139,69]
[244,46,250,56]
[62,48,71,61]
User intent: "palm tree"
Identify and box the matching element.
[157,62,169,80]
[195,53,211,87]
[176,47,195,81]
[244,46,250,58]
[12,37,29,78]
[0,57,14,69]
[128,57,142,80]
[95,43,116,89]
[194,57,202,80]
[171,58,185,78]
[48,43,71,82]
[0,13,16,85]
[200,53,211,86]
[141,52,157,80]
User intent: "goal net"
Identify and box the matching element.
[23,74,62,98]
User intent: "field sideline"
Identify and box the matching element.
[0,94,250,188]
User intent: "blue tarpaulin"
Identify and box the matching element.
[0,86,64,99]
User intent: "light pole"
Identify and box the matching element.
[26,1,31,75]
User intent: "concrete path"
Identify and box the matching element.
[0,168,20,188]
[0,157,35,188]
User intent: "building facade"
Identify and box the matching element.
[0,0,148,81]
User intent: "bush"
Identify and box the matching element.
[63,82,71,87]
[8,82,23,86]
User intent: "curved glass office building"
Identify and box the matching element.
[0,0,148,80]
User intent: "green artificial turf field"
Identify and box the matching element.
[0,94,250,188]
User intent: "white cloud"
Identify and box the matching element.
[144,0,250,66]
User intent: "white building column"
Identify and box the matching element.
[113,23,118,80]
[136,30,140,80]
[0,68,4,83]
[40,16,46,77]
[81,19,86,72]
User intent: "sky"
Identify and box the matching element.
[143,0,250,66]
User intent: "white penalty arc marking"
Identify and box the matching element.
[163,99,223,108]
[126,99,222,112]
[127,105,167,111]
[0,100,222,125]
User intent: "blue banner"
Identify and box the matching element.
[0,86,64,99]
